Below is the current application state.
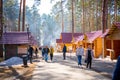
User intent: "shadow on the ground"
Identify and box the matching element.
[55,54,113,79]
[31,54,111,80]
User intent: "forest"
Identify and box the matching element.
[0,0,120,46]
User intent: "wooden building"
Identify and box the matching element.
[101,22,120,59]
[56,32,83,52]
[83,31,103,58]
[56,39,62,52]
[0,32,36,60]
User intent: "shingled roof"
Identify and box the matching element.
[0,32,30,44]
[101,22,120,38]
[56,39,62,43]
[61,33,83,43]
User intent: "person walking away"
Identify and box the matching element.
[112,56,120,80]
[35,48,38,58]
[85,45,94,69]
[28,45,34,64]
[76,45,84,68]
[49,46,54,61]
[43,46,49,62]
[62,44,67,60]
[41,47,45,60]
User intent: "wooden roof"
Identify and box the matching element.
[85,30,102,43]
[61,33,83,43]
[0,32,37,45]
[56,39,62,43]
[101,22,120,38]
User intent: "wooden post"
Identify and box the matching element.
[111,40,114,60]
[102,37,106,58]
[94,40,97,58]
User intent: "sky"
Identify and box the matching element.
[26,0,59,15]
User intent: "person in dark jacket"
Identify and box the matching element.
[85,45,94,69]
[41,47,45,60]
[62,44,67,60]
[112,56,120,80]
[43,46,49,62]
[35,48,38,58]
[28,45,34,64]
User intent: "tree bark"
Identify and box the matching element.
[0,0,3,38]
[18,0,22,31]
[61,0,64,32]
[22,0,26,31]
[102,0,108,33]
[114,0,117,22]
[72,0,75,40]
[82,0,85,33]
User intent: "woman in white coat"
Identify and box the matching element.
[76,45,84,67]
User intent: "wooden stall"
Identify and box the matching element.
[0,32,32,60]
[102,22,120,59]
[56,39,63,52]
[84,31,103,58]
[56,32,83,52]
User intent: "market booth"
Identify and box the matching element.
[56,39,62,52]
[56,32,83,52]
[61,32,83,52]
[84,31,103,58]
[102,22,120,60]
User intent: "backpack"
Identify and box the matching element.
[88,50,92,59]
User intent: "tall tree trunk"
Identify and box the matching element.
[0,0,3,38]
[114,0,117,22]
[61,0,64,32]
[22,0,26,31]
[96,0,98,30]
[102,0,108,58]
[88,1,91,32]
[72,0,74,35]
[100,0,103,30]
[102,0,108,33]
[18,0,22,31]
[82,0,85,33]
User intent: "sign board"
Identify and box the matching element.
[18,46,28,54]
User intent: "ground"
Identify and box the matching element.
[32,53,111,80]
[0,53,113,80]
[0,62,36,80]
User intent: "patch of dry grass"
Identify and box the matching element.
[0,63,36,80]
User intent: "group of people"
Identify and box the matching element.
[76,44,94,69]
[27,45,54,63]
[62,44,94,69]
[28,44,94,69]
[41,46,54,62]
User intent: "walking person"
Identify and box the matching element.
[49,46,54,61]
[85,45,94,69]
[76,45,84,68]
[43,46,49,62]
[62,44,67,60]
[35,47,38,58]
[41,47,45,60]
[28,45,34,64]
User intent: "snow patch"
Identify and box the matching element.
[0,57,23,66]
